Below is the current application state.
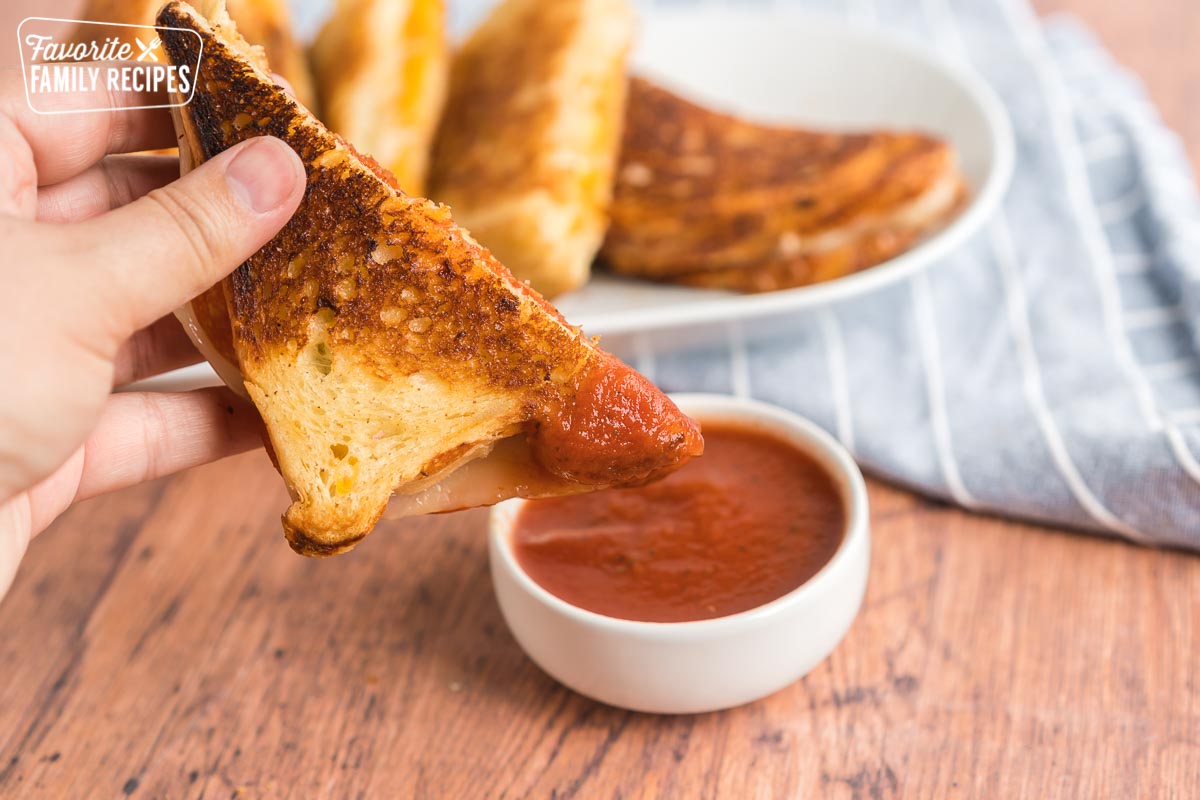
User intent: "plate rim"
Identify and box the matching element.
[568,8,1016,336]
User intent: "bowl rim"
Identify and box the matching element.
[488,393,870,640]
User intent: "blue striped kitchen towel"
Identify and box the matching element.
[295,0,1200,547]
[646,0,1200,547]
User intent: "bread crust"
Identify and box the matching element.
[71,0,316,110]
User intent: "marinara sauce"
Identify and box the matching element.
[512,423,845,623]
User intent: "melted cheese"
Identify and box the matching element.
[383,435,597,517]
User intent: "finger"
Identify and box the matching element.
[0,111,38,217]
[78,135,305,339]
[36,154,179,223]
[0,494,33,602]
[73,388,263,505]
[112,315,202,386]
[17,388,264,538]
[0,65,176,186]
[17,449,81,545]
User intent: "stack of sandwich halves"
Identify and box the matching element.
[76,0,967,297]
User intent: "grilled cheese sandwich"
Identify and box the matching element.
[601,78,968,292]
[159,0,702,556]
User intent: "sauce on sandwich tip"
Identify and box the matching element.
[512,422,845,623]
[531,352,704,487]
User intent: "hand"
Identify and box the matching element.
[0,67,306,599]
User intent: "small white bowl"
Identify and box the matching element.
[488,394,870,714]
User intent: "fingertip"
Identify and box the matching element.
[223,136,306,216]
[76,136,305,342]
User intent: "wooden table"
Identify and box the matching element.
[2,1,1198,797]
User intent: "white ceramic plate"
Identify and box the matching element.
[555,7,1014,336]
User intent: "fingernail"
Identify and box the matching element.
[225,137,301,214]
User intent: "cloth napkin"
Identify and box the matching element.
[646,0,1200,548]
[294,0,1200,548]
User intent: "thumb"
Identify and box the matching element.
[80,135,305,338]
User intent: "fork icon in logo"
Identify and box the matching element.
[135,36,161,62]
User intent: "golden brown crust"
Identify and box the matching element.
[158,2,701,556]
[601,78,968,292]
[281,520,367,557]
[225,0,317,111]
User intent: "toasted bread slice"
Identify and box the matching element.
[311,0,448,195]
[428,0,634,298]
[158,1,702,557]
[601,78,967,293]
[71,0,317,111]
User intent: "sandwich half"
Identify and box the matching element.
[71,0,317,111]
[158,1,703,556]
[428,0,634,298]
[601,78,968,293]
[311,0,448,195]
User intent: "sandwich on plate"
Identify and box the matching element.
[310,0,449,195]
[428,0,634,298]
[157,0,703,557]
[601,78,968,293]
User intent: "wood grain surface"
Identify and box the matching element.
[2,1,1199,798]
